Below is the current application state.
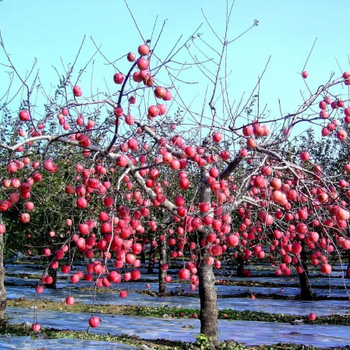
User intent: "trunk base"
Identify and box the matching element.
[0,234,6,324]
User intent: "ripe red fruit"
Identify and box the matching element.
[210,245,223,256]
[300,152,310,161]
[158,104,167,115]
[239,148,248,157]
[65,185,75,195]
[137,58,149,70]
[163,90,172,101]
[138,44,150,56]
[26,202,34,210]
[220,150,230,160]
[20,213,30,223]
[164,275,171,283]
[88,316,100,328]
[61,265,71,274]
[321,263,332,275]
[148,105,159,118]
[127,52,136,62]
[113,73,125,84]
[77,134,91,147]
[116,155,129,167]
[36,286,44,294]
[104,196,114,207]
[199,202,210,213]
[0,224,6,235]
[7,162,18,173]
[113,107,124,117]
[0,201,9,212]
[292,243,302,255]
[179,177,190,190]
[50,261,59,269]
[335,207,350,220]
[174,196,185,206]
[213,132,222,142]
[308,312,316,321]
[125,114,135,124]
[73,85,82,97]
[19,110,30,121]
[321,127,330,137]
[247,138,257,149]
[178,268,190,280]
[226,235,239,247]
[154,86,166,99]
[177,206,188,217]
[301,71,308,78]
[319,100,327,110]
[185,146,196,158]
[131,270,141,280]
[133,71,143,83]
[337,129,347,141]
[78,223,90,235]
[119,290,128,298]
[32,323,41,332]
[66,296,75,305]
[319,110,328,119]
[45,276,53,284]
[99,211,109,222]
[243,125,254,136]
[128,138,139,151]
[343,71,350,80]
[76,197,87,209]
[270,177,282,189]
[209,167,219,178]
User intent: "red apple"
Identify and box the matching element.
[88,316,100,328]
[138,44,150,56]
[73,85,82,97]
[19,110,30,121]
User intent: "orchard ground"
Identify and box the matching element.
[1,257,350,349]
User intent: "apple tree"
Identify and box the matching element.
[1,7,350,347]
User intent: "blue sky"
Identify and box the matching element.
[0,0,349,135]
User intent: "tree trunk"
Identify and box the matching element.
[147,244,155,274]
[198,257,218,343]
[140,250,146,264]
[236,255,245,277]
[197,163,218,347]
[158,235,167,295]
[0,233,6,324]
[298,246,313,300]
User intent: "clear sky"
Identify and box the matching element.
[0,0,349,133]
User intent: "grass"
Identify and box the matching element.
[7,298,350,325]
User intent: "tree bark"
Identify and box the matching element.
[147,243,155,274]
[298,246,313,300]
[198,256,218,343]
[197,164,218,347]
[236,255,245,277]
[158,235,167,295]
[140,250,146,264]
[0,233,6,323]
